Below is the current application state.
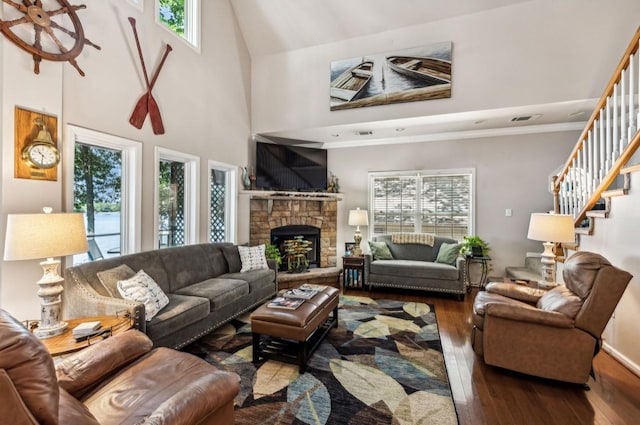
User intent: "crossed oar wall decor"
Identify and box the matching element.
[128,17,172,135]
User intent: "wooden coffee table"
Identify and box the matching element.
[251,286,339,372]
[39,315,133,356]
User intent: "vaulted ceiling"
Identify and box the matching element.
[228,0,594,146]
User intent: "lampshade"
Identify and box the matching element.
[4,212,88,261]
[348,209,369,227]
[527,213,575,243]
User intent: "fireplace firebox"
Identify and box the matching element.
[271,225,320,271]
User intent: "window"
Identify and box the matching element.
[369,169,474,240]
[66,126,142,263]
[155,147,199,248]
[208,160,237,243]
[156,0,200,50]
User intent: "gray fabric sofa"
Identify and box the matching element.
[63,243,277,349]
[364,234,466,300]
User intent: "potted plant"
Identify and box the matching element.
[460,235,490,258]
[264,243,282,268]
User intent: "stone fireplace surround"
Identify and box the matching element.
[249,193,340,268]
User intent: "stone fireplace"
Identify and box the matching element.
[249,193,339,268]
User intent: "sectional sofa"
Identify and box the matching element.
[63,243,277,349]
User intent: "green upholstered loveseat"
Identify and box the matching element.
[63,243,277,349]
[364,234,466,300]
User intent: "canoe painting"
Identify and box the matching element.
[330,60,374,107]
[330,41,452,111]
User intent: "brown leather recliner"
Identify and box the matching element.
[0,308,240,425]
[472,251,632,384]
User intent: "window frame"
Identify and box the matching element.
[207,160,238,243]
[155,0,201,52]
[154,147,200,248]
[368,168,475,240]
[64,125,142,260]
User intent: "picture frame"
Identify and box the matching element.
[345,242,356,256]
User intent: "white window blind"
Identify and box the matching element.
[370,170,473,240]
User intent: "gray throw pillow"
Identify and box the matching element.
[369,241,393,260]
[96,264,135,298]
[221,245,242,273]
[435,242,461,266]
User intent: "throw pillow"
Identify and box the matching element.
[369,241,394,260]
[238,244,269,272]
[435,242,461,265]
[117,270,169,321]
[221,245,242,273]
[96,264,135,298]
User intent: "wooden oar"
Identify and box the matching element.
[128,18,172,134]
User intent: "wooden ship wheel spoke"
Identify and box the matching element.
[0,0,100,76]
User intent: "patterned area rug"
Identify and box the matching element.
[185,295,459,425]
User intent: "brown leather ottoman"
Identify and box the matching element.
[251,286,339,372]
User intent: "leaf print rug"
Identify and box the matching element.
[183,295,459,425]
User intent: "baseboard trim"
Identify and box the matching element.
[603,342,640,377]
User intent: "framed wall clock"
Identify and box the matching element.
[15,106,59,181]
[0,0,100,76]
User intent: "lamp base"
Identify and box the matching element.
[353,229,363,256]
[34,321,68,339]
[34,258,67,339]
[539,242,557,283]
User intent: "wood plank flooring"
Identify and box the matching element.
[343,287,640,425]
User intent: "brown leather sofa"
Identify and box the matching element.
[472,251,632,384]
[0,308,239,425]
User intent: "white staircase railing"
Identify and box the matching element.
[554,26,640,224]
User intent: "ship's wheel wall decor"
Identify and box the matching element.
[0,0,100,76]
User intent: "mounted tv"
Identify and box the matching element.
[256,142,328,191]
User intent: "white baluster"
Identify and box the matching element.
[613,82,620,158]
[559,180,566,215]
[629,52,636,139]
[581,139,589,202]
[600,110,606,181]
[577,149,584,210]
[621,67,628,147]
[588,130,595,194]
[571,164,579,217]
[606,96,612,171]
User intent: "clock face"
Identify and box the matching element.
[22,143,60,169]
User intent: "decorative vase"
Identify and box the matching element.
[242,167,251,190]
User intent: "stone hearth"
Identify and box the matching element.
[249,193,340,268]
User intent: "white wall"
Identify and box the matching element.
[0,0,251,320]
[576,172,640,375]
[328,131,577,275]
[251,0,640,134]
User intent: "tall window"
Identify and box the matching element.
[155,147,199,248]
[156,0,200,50]
[67,126,142,263]
[370,169,474,240]
[208,161,237,243]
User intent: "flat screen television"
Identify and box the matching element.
[256,142,327,191]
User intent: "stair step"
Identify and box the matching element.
[602,188,629,198]
[587,210,608,218]
[620,163,640,174]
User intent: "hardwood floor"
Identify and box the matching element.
[343,287,640,425]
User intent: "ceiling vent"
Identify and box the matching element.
[510,114,541,122]
[355,130,374,136]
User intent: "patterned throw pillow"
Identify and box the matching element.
[369,241,394,260]
[435,242,461,266]
[238,244,269,272]
[117,270,169,321]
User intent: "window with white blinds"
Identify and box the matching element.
[369,169,473,240]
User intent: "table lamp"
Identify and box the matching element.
[348,208,369,256]
[4,208,88,339]
[527,213,575,284]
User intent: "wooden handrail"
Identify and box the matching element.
[554,26,640,186]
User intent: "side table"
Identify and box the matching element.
[465,255,491,290]
[38,315,133,357]
[342,255,365,289]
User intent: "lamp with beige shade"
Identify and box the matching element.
[348,208,369,256]
[527,213,575,285]
[4,208,88,338]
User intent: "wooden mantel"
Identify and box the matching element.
[244,190,342,215]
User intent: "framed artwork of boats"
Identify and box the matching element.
[330,41,452,111]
